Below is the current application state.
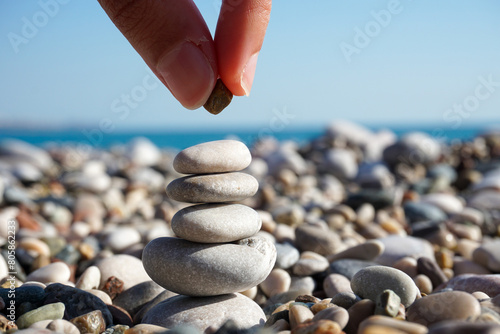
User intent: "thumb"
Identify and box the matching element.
[98,0,218,110]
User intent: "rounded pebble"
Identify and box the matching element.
[173,140,252,174]
[142,236,276,296]
[171,203,261,243]
[351,266,419,307]
[25,262,71,284]
[407,291,481,326]
[96,254,151,291]
[142,293,265,331]
[166,172,259,203]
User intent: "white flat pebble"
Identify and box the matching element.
[174,140,252,174]
[96,254,151,291]
[166,172,258,203]
[25,262,71,284]
[142,236,276,296]
[171,203,261,243]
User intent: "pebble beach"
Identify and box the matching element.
[0,120,500,334]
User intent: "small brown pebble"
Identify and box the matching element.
[0,314,17,331]
[203,79,233,114]
[295,295,321,304]
[102,276,124,299]
[70,310,106,334]
[310,302,335,314]
[107,304,133,327]
[293,319,342,334]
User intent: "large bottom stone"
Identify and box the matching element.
[141,293,265,332]
[142,236,276,296]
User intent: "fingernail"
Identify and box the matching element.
[157,42,215,109]
[241,52,259,96]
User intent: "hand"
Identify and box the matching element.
[98,0,272,110]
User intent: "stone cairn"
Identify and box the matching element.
[142,140,277,330]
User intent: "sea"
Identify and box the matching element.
[0,125,496,151]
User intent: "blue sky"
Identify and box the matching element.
[1,0,499,132]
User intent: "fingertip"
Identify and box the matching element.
[240,52,259,96]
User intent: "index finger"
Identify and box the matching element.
[214,0,272,96]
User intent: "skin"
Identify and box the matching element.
[98,0,272,110]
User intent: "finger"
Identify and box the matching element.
[98,0,217,109]
[214,0,272,96]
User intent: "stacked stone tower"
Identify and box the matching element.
[142,140,276,330]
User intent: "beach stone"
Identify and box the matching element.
[0,139,52,171]
[28,319,52,329]
[126,324,169,333]
[142,235,276,296]
[473,240,500,272]
[404,201,447,223]
[132,289,178,324]
[358,315,428,334]
[44,283,113,327]
[96,254,150,291]
[442,274,500,297]
[312,306,349,329]
[351,266,419,307]
[375,289,401,317]
[171,204,261,243]
[260,269,291,297]
[272,203,306,227]
[328,240,384,262]
[142,293,265,331]
[293,319,342,334]
[468,190,500,211]
[323,273,353,297]
[328,259,378,280]
[293,251,329,276]
[18,238,51,257]
[345,189,395,210]
[46,319,80,334]
[420,193,464,214]
[166,172,258,203]
[102,276,124,299]
[25,262,71,284]
[0,285,45,306]
[265,146,308,176]
[322,148,358,180]
[345,299,375,334]
[275,243,300,269]
[376,235,435,266]
[173,140,251,174]
[383,132,441,166]
[414,274,433,295]
[17,302,65,329]
[294,224,342,256]
[87,289,112,305]
[417,257,448,288]
[106,227,141,253]
[126,137,161,167]
[70,310,106,334]
[107,305,133,328]
[428,321,500,334]
[113,280,165,316]
[356,163,395,190]
[289,276,315,295]
[392,257,418,278]
[289,303,314,329]
[407,291,481,326]
[76,266,101,290]
[331,292,361,310]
